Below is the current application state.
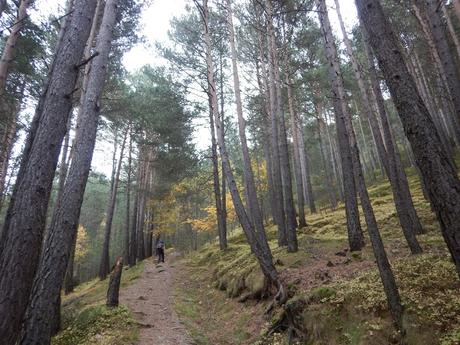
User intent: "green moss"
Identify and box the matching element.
[54,262,144,345]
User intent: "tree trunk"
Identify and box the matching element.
[357,0,460,279]
[286,74,307,227]
[273,51,298,251]
[335,0,423,252]
[207,94,226,250]
[129,167,139,267]
[196,0,283,298]
[64,242,75,294]
[18,1,118,343]
[0,0,29,95]
[316,1,364,252]
[227,0,276,251]
[363,31,425,237]
[256,25,277,225]
[319,0,404,331]
[316,108,337,210]
[0,1,96,343]
[124,127,133,264]
[297,116,316,214]
[443,3,460,60]
[99,129,128,280]
[414,0,460,127]
[106,257,123,308]
[136,151,147,262]
[265,0,288,246]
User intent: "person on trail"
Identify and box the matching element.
[156,239,165,263]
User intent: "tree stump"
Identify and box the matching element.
[106,256,123,307]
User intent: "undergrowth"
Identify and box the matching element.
[52,262,144,345]
[174,170,460,345]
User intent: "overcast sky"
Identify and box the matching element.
[30,0,359,176]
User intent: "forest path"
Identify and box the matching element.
[120,257,193,345]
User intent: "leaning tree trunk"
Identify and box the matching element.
[414,0,460,127]
[357,0,460,280]
[0,0,29,195]
[18,1,119,344]
[362,30,426,237]
[443,4,460,61]
[99,129,128,280]
[226,0,274,253]
[196,0,284,300]
[318,0,405,331]
[316,1,364,252]
[0,1,97,343]
[335,0,423,252]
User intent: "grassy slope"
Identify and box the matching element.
[173,171,460,345]
[52,262,144,345]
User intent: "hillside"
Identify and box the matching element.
[172,172,460,345]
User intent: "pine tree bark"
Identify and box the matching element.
[265,0,288,246]
[318,0,405,330]
[99,129,128,280]
[316,1,364,252]
[315,107,337,209]
[363,32,425,236]
[0,1,96,343]
[106,257,123,307]
[18,1,119,343]
[443,4,460,60]
[273,49,298,251]
[0,0,30,95]
[196,0,283,299]
[357,0,460,279]
[207,94,226,250]
[286,75,307,227]
[227,0,277,252]
[413,0,460,126]
[124,127,133,264]
[0,0,30,196]
[129,165,139,267]
[335,0,423,252]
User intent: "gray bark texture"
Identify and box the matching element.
[99,129,127,280]
[0,1,96,343]
[319,0,405,331]
[358,0,460,278]
[18,1,119,343]
[335,0,422,252]
[316,0,364,252]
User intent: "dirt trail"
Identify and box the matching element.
[120,258,193,345]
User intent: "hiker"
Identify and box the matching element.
[156,239,165,263]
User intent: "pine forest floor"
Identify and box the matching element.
[53,170,460,345]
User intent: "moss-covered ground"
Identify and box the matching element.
[52,262,144,345]
[173,170,460,345]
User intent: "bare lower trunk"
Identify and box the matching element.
[196,0,282,297]
[335,0,422,252]
[317,0,365,252]
[124,128,133,264]
[357,0,460,280]
[99,129,128,280]
[18,1,118,343]
[319,0,404,331]
[286,76,306,227]
[0,1,96,343]
[106,257,123,308]
[266,0,287,246]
